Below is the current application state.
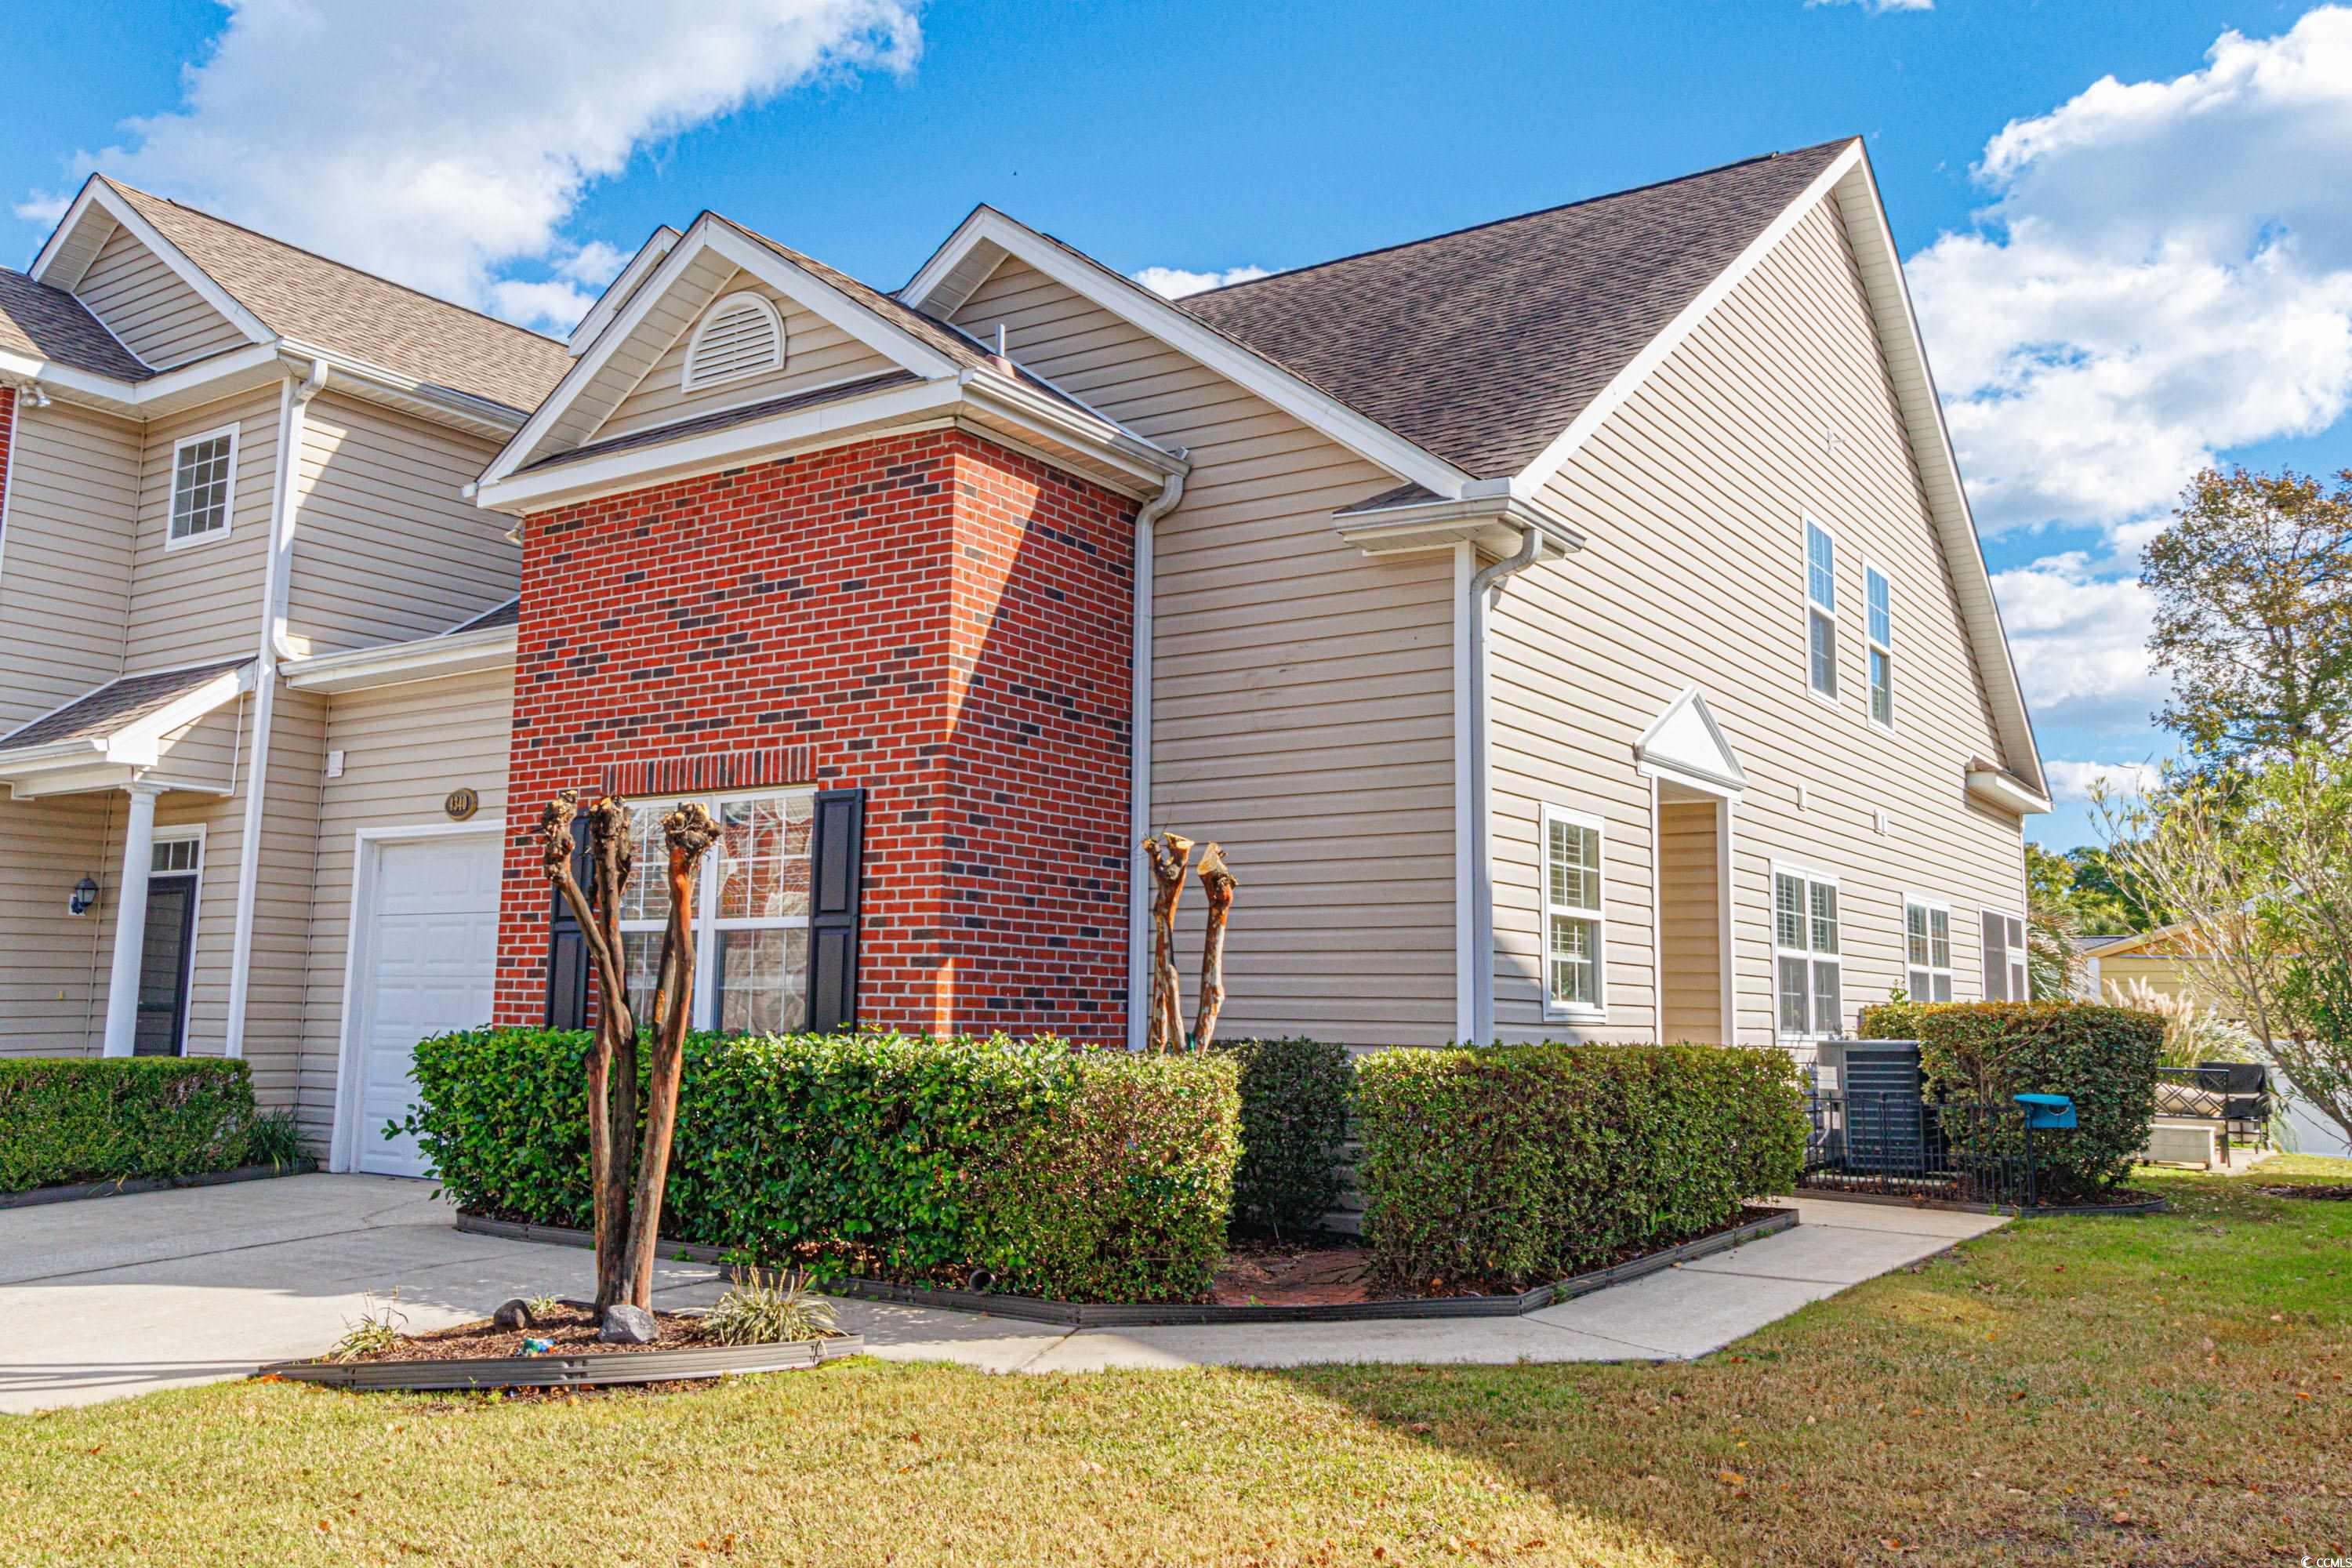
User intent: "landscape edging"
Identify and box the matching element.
[0,1159,318,1210]
[454,1205,1799,1326]
[256,1334,864,1392]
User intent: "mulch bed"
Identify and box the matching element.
[330,1305,715,1364]
[1214,1238,1373,1306]
[2259,1184,2352,1201]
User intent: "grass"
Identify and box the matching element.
[3,1160,2347,1566]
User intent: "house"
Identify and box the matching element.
[0,136,2049,1176]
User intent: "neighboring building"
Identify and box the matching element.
[0,136,2049,1175]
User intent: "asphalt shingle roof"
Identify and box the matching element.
[0,658,252,752]
[1174,139,1856,478]
[0,267,154,380]
[520,368,923,474]
[102,179,573,413]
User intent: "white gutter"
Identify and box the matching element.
[281,623,518,694]
[223,358,327,1060]
[1125,459,1189,1052]
[1465,522,1569,1042]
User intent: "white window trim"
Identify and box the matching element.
[1540,804,1608,1023]
[163,423,240,551]
[617,786,814,1032]
[1772,861,1843,1042]
[1864,559,1895,732]
[142,824,206,1056]
[681,290,786,393]
[1902,893,1952,1004]
[1802,513,1840,707]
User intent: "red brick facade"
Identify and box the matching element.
[492,428,1138,1043]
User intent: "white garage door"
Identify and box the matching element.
[350,834,501,1178]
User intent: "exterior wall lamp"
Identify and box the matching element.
[70,876,100,917]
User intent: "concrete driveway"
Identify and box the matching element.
[0,1175,2004,1414]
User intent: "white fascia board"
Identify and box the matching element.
[5,340,284,416]
[705,222,961,382]
[1967,768,2052,818]
[33,177,277,347]
[476,376,966,514]
[282,626,519,694]
[275,340,528,434]
[1508,141,1863,503]
[1832,155,2048,800]
[958,371,1189,488]
[902,208,1473,503]
[569,226,683,356]
[1333,488,1584,559]
[109,665,258,764]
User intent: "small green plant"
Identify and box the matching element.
[328,1294,407,1362]
[524,1294,563,1319]
[703,1269,839,1345]
[241,1108,308,1171]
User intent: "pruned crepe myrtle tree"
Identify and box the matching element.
[539,788,720,1319]
[1140,830,1240,1051]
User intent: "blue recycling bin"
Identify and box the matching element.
[2014,1093,2077,1129]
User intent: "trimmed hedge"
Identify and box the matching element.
[1213,1036,1352,1236]
[0,1058,264,1192]
[1352,1043,1806,1292]
[401,1028,1240,1305]
[1860,1000,2161,1200]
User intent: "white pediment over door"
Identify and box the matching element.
[1636,687,1747,800]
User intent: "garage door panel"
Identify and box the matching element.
[351,836,499,1178]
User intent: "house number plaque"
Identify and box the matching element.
[445,787,480,822]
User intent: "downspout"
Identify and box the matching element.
[1465,522,1548,1044]
[223,358,327,1060]
[1125,458,1189,1052]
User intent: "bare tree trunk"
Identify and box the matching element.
[621,802,719,1311]
[538,790,637,1310]
[1192,843,1236,1049]
[1142,831,1194,1051]
[586,795,638,1308]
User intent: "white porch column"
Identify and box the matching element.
[100,781,166,1058]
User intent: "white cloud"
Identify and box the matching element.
[1908,7,2352,537]
[1132,264,1272,299]
[1989,550,2166,731]
[1806,0,1933,12]
[2043,760,2164,803]
[17,1,922,327]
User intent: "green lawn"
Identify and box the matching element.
[5,1160,2348,1567]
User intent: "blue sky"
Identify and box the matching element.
[9,0,2349,849]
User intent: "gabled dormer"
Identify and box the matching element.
[33,180,265,372]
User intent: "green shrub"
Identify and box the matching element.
[1352,1043,1806,1292]
[1860,1000,2161,1200]
[0,1057,262,1192]
[401,1028,1240,1305]
[1213,1037,1352,1236]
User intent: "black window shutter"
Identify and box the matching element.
[807,788,866,1033]
[544,829,593,1028]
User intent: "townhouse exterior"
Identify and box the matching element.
[0,136,2049,1178]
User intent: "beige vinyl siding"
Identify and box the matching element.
[124,387,281,669]
[1657,800,1722,1043]
[599,270,902,442]
[285,391,516,654]
[952,257,1458,1044]
[0,401,140,728]
[297,669,512,1145]
[525,245,739,463]
[74,223,248,370]
[1490,198,2027,1051]
[0,792,114,1055]
[149,696,245,795]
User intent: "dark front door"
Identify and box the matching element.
[132,875,198,1057]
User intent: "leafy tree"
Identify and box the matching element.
[2062,844,2171,933]
[2144,466,2352,765]
[2097,750,2352,1149]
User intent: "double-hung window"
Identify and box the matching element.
[1866,565,1893,728]
[1805,519,1838,700]
[168,425,238,547]
[1774,867,1843,1038]
[1904,898,1952,1002]
[1541,806,1606,1019]
[1981,909,2029,1001]
[617,790,814,1034]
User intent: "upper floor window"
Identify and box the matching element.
[1866,564,1893,728]
[168,425,238,547]
[1775,866,1842,1037]
[618,790,814,1034]
[1805,518,1838,700]
[681,291,786,392]
[1542,806,1606,1020]
[1904,897,1952,1002]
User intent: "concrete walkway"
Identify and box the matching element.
[0,1175,2003,1413]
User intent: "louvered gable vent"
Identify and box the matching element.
[681,290,785,390]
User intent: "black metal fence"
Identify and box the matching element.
[1800,1090,2035,1208]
